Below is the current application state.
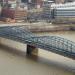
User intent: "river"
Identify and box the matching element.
[0,31,75,75]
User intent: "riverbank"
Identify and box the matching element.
[0,22,75,32]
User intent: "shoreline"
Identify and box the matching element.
[0,22,75,32]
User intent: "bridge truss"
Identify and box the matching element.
[0,26,75,59]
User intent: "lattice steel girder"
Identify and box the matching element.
[0,26,75,59]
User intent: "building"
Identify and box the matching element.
[65,0,75,2]
[54,0,75,3]
[54,0,65,3]
[21,0,43,8]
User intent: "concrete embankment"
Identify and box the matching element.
[27,25,71,32]
[0,22,75,32]
[22,23,75,32]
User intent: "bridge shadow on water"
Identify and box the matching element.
[0,44,75,73]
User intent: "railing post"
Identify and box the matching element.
[27,45,38,55]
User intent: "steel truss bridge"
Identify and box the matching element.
[0,26,75,59]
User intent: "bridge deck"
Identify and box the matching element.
[0,26,75,59]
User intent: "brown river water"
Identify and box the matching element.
[0,31,75,75]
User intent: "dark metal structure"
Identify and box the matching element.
[0,26,75,59]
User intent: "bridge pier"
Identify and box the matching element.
[27,45,38,55]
